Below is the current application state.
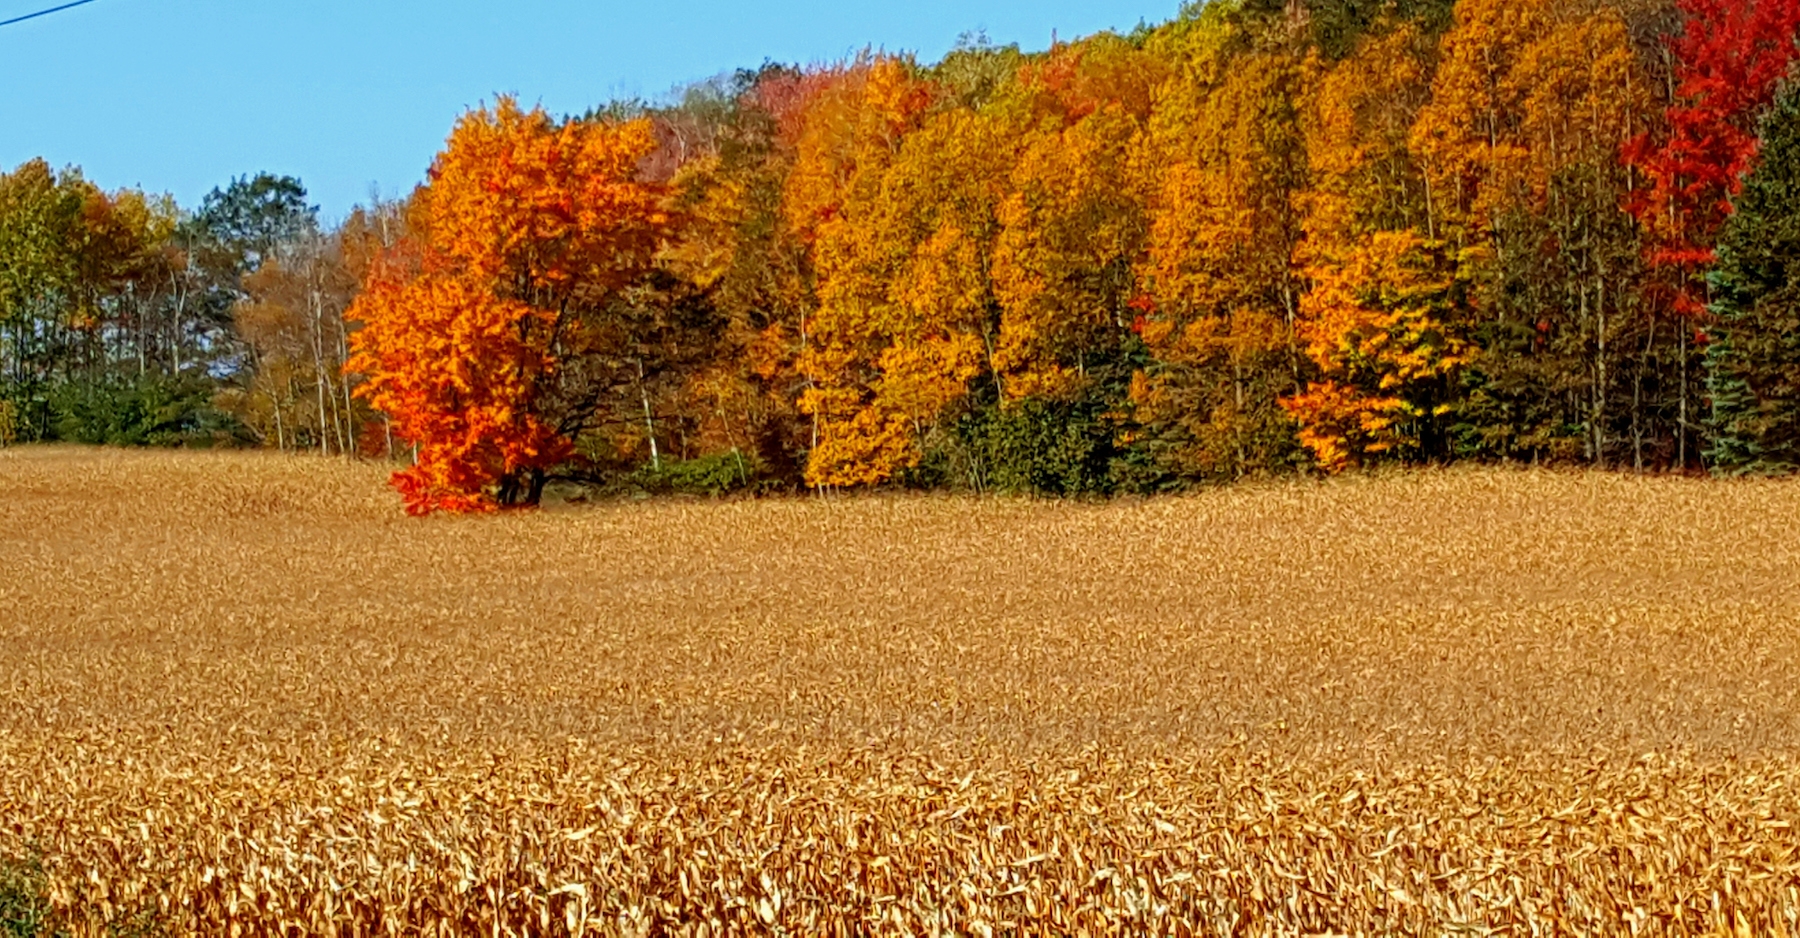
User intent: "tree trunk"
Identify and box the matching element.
[1595,276,1607,468]
[638,357,660,471]
[1633,318,1651,473]
[1679,326,1688,470]
[338,310,356,457]
[273,397,286,453]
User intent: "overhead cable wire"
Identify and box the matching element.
[0,0,102,29]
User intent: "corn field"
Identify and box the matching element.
[4,447,1800,935]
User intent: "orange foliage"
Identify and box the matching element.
[781,58,933,246]
[1299,25,1434,245]
[1283,231,1471,471]
[421,98,667,299]
[788,59,997,487]
[1132,41,1311,478]
[347,98,668,514]
[334,3,1724,495]
[1013,35,1168,125]
[1410,0,1646,237]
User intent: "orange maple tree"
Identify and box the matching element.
[347,98,669,514]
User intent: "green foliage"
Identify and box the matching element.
[193,174,317,276]
[1303,0,1458,57]
[0,853,50,938]
[0,391,50,445]
[48,374,243,447]
[0,159,302,452]
[1136,373,1309,484]
[1,1,1771,487]
[1449,149,1657,463]
[99,906,167,938]
[931,32,1026,110]
[916,400,1122,495]
[1706,83,1800,474]
[1181,0,1456,56]
[631,450,761,496]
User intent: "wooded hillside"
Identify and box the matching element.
[8,0,1800,511]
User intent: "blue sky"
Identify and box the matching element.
[0,0,1177,220]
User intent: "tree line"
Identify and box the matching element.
[0,163,390,453]
[7,0,1800,511]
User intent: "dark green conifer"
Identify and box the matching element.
[1705,82,1800,473]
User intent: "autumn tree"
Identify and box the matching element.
[790,39,1166,491]
[1283,231,1471,468]
[783,57,972,488]
[1624,0,1800,309]
[992,106,1145,397]
[1134,11,1312,480]
[1616,0,1800,466]
[656,66,827,485]
[0,160,238,445]
[347,98,671,514]
[1409,0,1657,466]
[1286,22,1472,470]
[966,37,1166,493]
[992,39,1161,403]
[233,228,363,455]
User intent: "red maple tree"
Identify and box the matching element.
[1623,0,1800,314]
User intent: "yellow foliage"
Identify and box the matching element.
[1131,44,1310,478]
[663,154,744,291]
[1142,49,1307,324]
[795,75,1010,487]
[992,104,1146,400]
[1299,25,1434,247]
[1410,0,1647,236]
[1285,230,1472,471]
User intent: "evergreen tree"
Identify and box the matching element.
[1706,83,1800,473]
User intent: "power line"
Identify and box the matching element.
[0,0,102,29]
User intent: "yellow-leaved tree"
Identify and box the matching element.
[1284,22,1472,470]
[790,58,1007,487]
[1133,16,1312,479]
[1406,0,1652,464]
[1284,231,1471,470]
[991,37,1161,404]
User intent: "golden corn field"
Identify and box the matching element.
[4,447,1800,935]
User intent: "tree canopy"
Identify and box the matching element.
[14,0,1800,511]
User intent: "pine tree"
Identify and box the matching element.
[1705,83,1800,474]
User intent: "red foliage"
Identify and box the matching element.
[750,63,854,150]
[1623,0,1800,314]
